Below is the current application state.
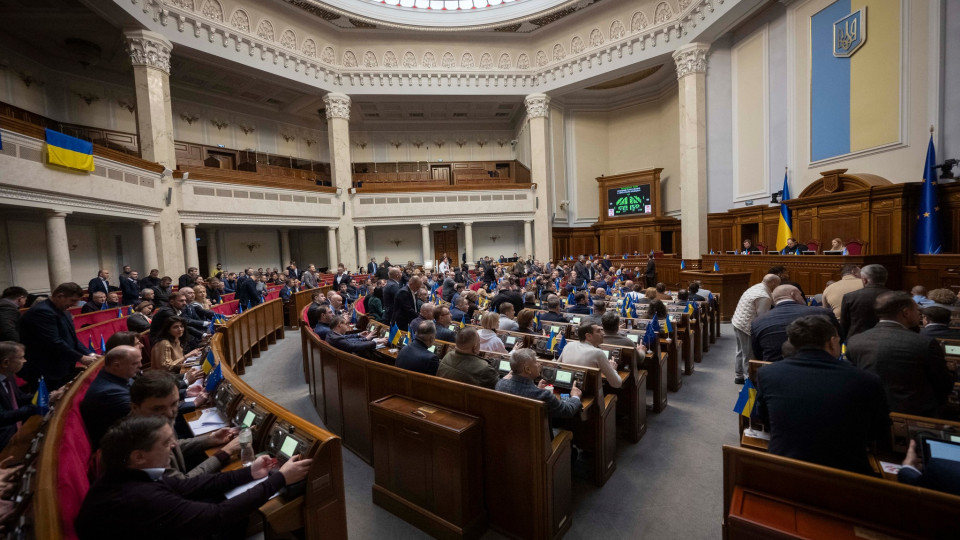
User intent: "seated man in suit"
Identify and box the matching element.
[898,439,960,497]
[326,316,385,358]
[150,291,206,347]
[847,291,953,418]
[688,283,706,302]
[88,269,110,301]
[780,238,805,255]
[920,306,960,340]
[128,371,239,478]
[177,267,201,290]
[559,323,622,388]
[565,292,592,315]
[750,285,841,363]
[0,342,47,449]
[396,321,441,376]
[19,282,97,390]
[81,291,110,313]
[311,305,334,340]
[408,302,435,341]
[437,328,499,389]
[433,306,457,343]
[756,315,890,475]
[496,349,582,422]
[139,268,161,291]
[539,295,568,323]
[80,345,142,450]
[449,296,469,325]
[75,415,312,540]
[180,288,216,323]
[498,303,520,331]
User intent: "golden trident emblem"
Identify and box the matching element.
[837,18,858,51]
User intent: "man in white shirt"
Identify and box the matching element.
[731,274,780,384]
[558,323,622,388]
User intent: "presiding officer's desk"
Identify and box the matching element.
[700,253,904,294]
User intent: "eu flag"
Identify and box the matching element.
[32,377,50,415]
[557,334,567,356]
[916,133,942,254]
[205,362,223,392]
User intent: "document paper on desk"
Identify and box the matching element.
[188,408,227,435]
[223,476,279,500]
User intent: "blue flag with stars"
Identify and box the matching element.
[557,334,567,356]
[916,133,942,254]
[205,362,224,392]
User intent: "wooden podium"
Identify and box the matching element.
[370,395,485,540]
[680,271,752,322]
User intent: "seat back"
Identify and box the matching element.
[805,240,820,252]
[845,239,865,255]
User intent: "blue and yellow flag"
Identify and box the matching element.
[548,330,558,351]
[917,133,942,254]
[45,129,94,171]
[202,349,216,375]
[776,169,793,251]
[117,307,123,318]
[665,315,674,334]
[388,323,400,345]
[459,315,466,329]
[713,261,720,272]
[100,335,106,354]
[534,312,541,332]
[680,259,686,270]
[733,378,757,418]
[32,377,50,415]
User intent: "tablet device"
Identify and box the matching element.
[505,335,517,345]
[922,437,960,464]
[279,436,298,458]
[823,250,844,255]
[944,344,960,356]
[242,410,256,429]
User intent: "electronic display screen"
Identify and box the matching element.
[627,334,639,343]
[550,326,560,334]
[945,345,960,356]
[506,336,516,345]
[280,436,298,457]
[608,184,652,217]
[571,317,581,324]
[602,350,610,359]
[428,345,436,353]
[242,411,256,428]
[927,439,960,463]
[555,371,573,384]
[498,360,511,372]
[449,324,457,331]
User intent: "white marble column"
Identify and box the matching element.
[356,226,368,273]
[205,228,218,275]
[673,43,711,260]
[421,224,432,268]
[125,29,184,276]
[182,223,199,271]
[524,94,553,262]
[327,227,338,269]
[141,221,159,272]
[96,222,116,279]
[279,228,291,270]
[44,211,72,289]
[323,93,358,270]
[523,219,533,259]
[463,221,474,269]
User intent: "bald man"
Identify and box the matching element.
[408,302,436,341]
[732,274,780,383]
[750,285,841,363]
[437,328,500,389]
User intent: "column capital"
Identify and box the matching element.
[523,219,534,224]
[42,210,70,219]
[142,220,158,227]
[672,43,710,79]
[524,93,551,119]
[421,223,431,230]
[355,225,366,230]
[461,221,473,226]
[124,29,173,75]
[182,222,198,229]
[328,225,338,231]
[323,93,351,120]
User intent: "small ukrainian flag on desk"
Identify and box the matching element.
[45,129,94,171]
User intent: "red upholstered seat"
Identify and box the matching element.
[805,240,820,253]
[57,364,102,540]
[845,240,865,255]
[469,282,483,291]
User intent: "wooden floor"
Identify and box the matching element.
[243,325,742,539]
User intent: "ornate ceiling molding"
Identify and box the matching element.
[135,0,725,92]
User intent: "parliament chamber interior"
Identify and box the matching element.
[1,0,959,538]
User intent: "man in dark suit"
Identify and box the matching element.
[0,342,42,449]
[177,267,200,290]
[333,264,350,289]
[367,257,378,276]
[150,291,206,345]
[236,270,262,309]
[898,440,960,496]
[325,316,385,358]
[920,306,960,340]
[80,345,141,449]
[382,267,402,325]
[0,286,27,342]
[139,268,161,291]
[88,269,110,301]
[489,280,524,315]
[81,291,111,313]
[643,254,657,288]
[840,264,890,339]
[756,314,890,475]
[565,292,592,315]
[440,272,457,302]
[376,258,390,280]
[391,276,421,331]
[433,306,457,343]
[120,270,140,306]
[539,296,569,323]
[396,321,441,375]
[847,291,954,418]
[74,415,313,540]
[751,285,841,363]
[688,282,706,302]
[482,260,496,285]
[19,283,97,390]
[286,263,301,280]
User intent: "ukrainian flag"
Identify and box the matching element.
[811,0,900,162]
[733,379,757,418]
[388,323,400,346]
[45,129,94,171]
[201,349,216,375]
[548,330,558,351]
[776,170,793,251]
